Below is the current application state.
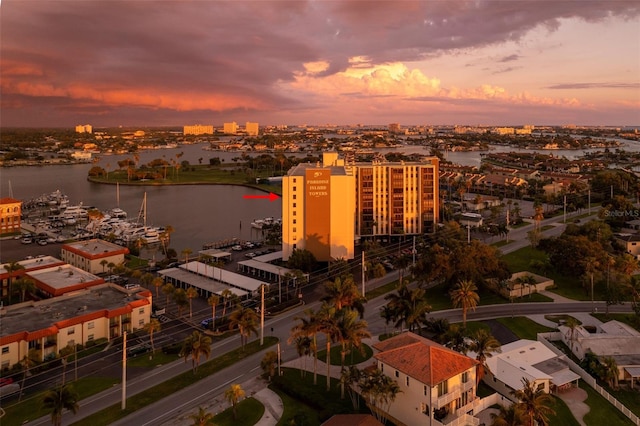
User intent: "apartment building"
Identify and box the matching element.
[245,122,259,136]
[282,152,355,262]
[281,153,439,261]
[0,197,21,236]
[223,122,238,135]
[354,158,439,237]
[0,284,151,368]
[60,239,129,275]
[183,124,214,135]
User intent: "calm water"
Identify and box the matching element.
[1,160,281,253]
[2,138,638,252]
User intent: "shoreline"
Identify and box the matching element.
[86,176,282,195]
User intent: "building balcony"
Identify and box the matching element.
[435,381,474,409]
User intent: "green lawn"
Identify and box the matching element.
[581,382,636,426]
[272,384,321,426]
[548,395,582,426]
[316,343,373,366]
[502,246,592,301]
[592,313,640,332]
[494,316,554,340]
[213,397,265,426]
[89,164,282,195]
[1,377,119,426]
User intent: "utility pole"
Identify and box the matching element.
[260,284,265,345]
[361,250,366,297]
[412,236,416,267]
[121,331,127,410]
[588,189,591,215]
[563,195,567,224]
[277,341,281,377]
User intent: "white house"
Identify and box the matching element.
[372,332,480,426]
[483,339,579,396]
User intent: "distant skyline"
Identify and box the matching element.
[1,1,639,128]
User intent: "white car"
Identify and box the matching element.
[231,245,243,251]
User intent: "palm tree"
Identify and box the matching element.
[564,317,580,354]
[599,356,619,389]
[173,288,188,317]
[260,350,278,381]
[143,318,161,358]
[42,384,80,426]
[207,294,220,329]
[322,275,366,317]
[228,306,259,350]
[186,286,198,318]
[316,303,340,391]
[383,283,431,333]
[182,247,193,264]
[511,377,555,426]
[162,283,175,308]
[443,324,469,354]
[468,328,501,384]
[220,288,233,317]
[334,308,371,398]
[490,403,526,426]
[180,331,212,373]
[140,272,154,288]
[100,259,108,274]
[450,279,479,327]
[152,276,164,298]
[19,353,36,402]
[425,317,450,344]
[188,406,215,426]
[13,276,35,303]
[359,368,402,425]
[4,261,25,304]
[289,308,320,384]
[224,383,245,420]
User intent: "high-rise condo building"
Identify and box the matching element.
[355,158,439,237]
[75,124,92,133]
[245,122,259,136]
[281,153,439,261]
[183,124,214,135]
[223,122,238,135]
[282,153,355,262]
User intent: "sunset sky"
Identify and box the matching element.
[1,1,639,128]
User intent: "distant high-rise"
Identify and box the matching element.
[223,122,238,135]
[75,124,92,133]
[183,124,214,135]
[245,122,259,136]
[388,123,401,134]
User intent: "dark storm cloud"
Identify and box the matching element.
[546,82,640,89]
[499,54,521,63]
[1,0,639,126]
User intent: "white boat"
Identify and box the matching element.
[108,207,128,219]
[62,204,88,218]
[251,219,265,229]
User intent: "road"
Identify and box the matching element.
[14,206,634,425]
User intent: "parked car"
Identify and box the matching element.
[200,318,214,328]
[21,237,33,244]
[245,252,256,258]
[127,343,151,357]
[231,245,243,251]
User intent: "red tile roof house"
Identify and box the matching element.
[372,332,487,426]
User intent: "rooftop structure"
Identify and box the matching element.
[27,264,104,297]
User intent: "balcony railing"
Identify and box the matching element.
[435,381,475,409]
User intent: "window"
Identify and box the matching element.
[293,219,297,224]
[88,322,95,329]
[437,380,448,397]
[88,334,94,341]
[139,319,144,326]
[462,371,469,383]
[293,186,297,191]
[1,347,8,354]
[293,211,297,216]
[139,308,145,314]
[67,328,75,335]
[424,385,427,396]
[293,194,297,200]
[406,377,410,386]
[395,370,399,378]
[293,203,297,208]
[421,403,429,415]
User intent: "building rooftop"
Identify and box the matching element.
[1,256,65,275]
[28,264,102,292]
[62,238,128,256]
[0,284,149,339]
[373,332,478,386]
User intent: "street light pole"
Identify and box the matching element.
[260,284,265,346]
[121,331,127,410]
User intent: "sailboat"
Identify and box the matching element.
[108,183,128,219]
[124,192,161,244]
